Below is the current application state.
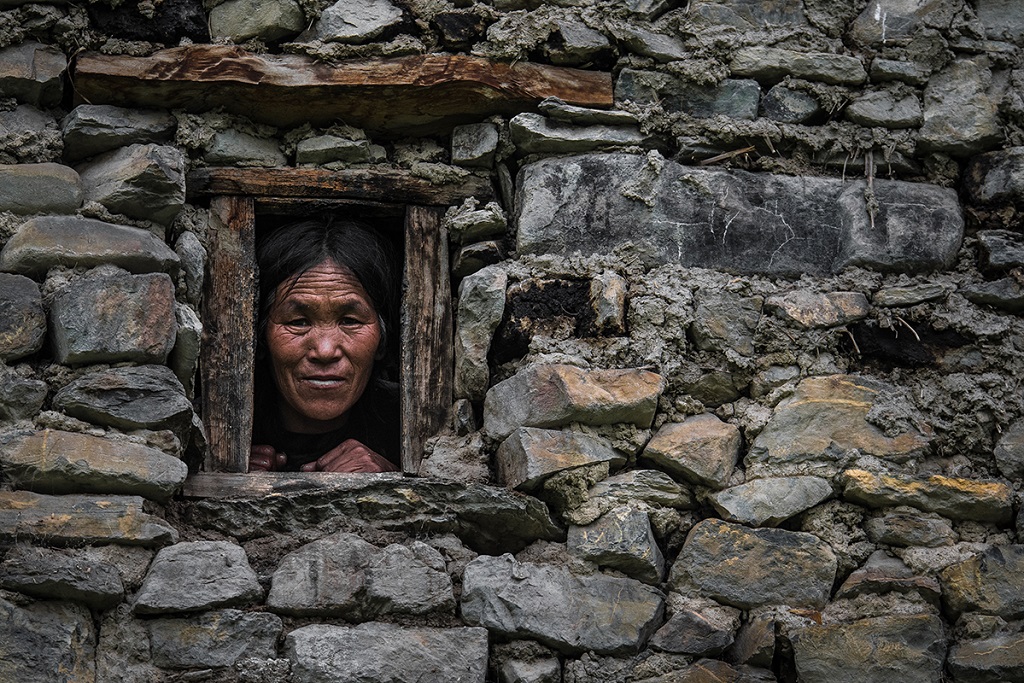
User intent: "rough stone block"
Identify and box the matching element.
[948,632,1024,683]
[709,476,833,527]
[730,47,867,85]
[616,69,760,120]
[643,414,740,489]
[727,616,775,667]
[961,277,1024,313]
[310,0,403,43]
[205,130,287,167]
[496,427,625,491]
[0,367,47,420]
[0,162,81,214]
[134,541,263,614]
[0,490,178,547]
[845,90,922,129]
[791,615,946,683]
[649,606,737,657]
[445,199,507,244]
[286,623,488,683]
[0,598,95,682]
[864,507,956,548]
[569,505,664,584]
[0,215,180,278]
[461,553,664,655]
[761,84,820,123]
[0,41,66,107]
[295,134,373,165]
[77,142,186,226]
[872,282,950,306]
[170,302,202,399]
[61,104,176,163]
[515,153,962,276]
[834,550,940,605]
[500,658,561,683]
[919,58,1002,157]
[0,544,125,610]
[669,519,837,610]
[49,268,177,365]
[940,545,1024,619]
[484,364,664,441]
[0,272,45,361]
[510,113,651,155]
[451,122,499,168]
[766,290,869,329]
[690,290,762,356]
[841,468,1013,524]
[578,469,698,521]
[455,266,506,401]
[0,104,60,164]
[994,419,1024,480]
[687,0,806,28]
[209,0,305,42]
[1,429,188,502]
[148,609,283,669]
[617,26,686,62]
[978,230,1024,272]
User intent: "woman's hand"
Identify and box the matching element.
[300,439,398,473]
[250,444,287,472]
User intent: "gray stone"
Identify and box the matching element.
[591,271,628,334]
[0,429,188,502]
[845,90,922,128]
[864,507,956,547]
[515,153,962,276]
[0,162,81,214]
[730,47,867,85]
[50,268,177,365]
[174,230,206,307]
[0,273,44,362]
[727,616,775,667]
[268,532,454,618]
[940,545,1024,620]
[834,550,941,605]
[870,58,931,85]
[0,598,95,682]
[569,505,664,584]
[500,658,561,683]
[965,147,1024,205]
[209,0,306,42]
[766,290,869,329]
[791,614,946,683]
[94,607,162,683]
[53,365,192,438]
[746,375,932,478]
[134,541,262,614]
[452,123,500,168]
[842,468,1014,524]
[649,607,736,656]
[949,632,1024,683]
[548,18,610,66]
[760,84,821,123]
[540,97,639,127]
[0,490,178,547]
[919,58,1002,157]
[690,290,762,356]
[669,518,837,610]
[994,419,1024,480]
[0,41,66,107]
[287,623,489,683]
[850,0,959,47]
[312,0,404,43]
[616,69,760,120]
[61,104,176,163]
[618,26,687,62]
[78,143,186,226]
[205,130,286,167]
[497,427,625,491]
[462,553,664,655]
[0,104,60,164]
[687,0,806,28]
[0,215,180,278]
[571,469,697,526]
[0,368,46,420]
[749,365,799,399]
[642,414,740,489]
[710,476,833,527]
[445,199,507,244]
[978,231,1024,272]
[961,277,1024,313]
[455,265,506,400]
[149,609,283,669]
[625,0,674,19]
[295,134,373,165]
[170,302,202,399]
[510,113,651,155]
[484,364,664,441]
[976,0,1024,41]
[872,282,950,306]
[0,544,124,609]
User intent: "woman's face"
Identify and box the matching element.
[265,260,382,434]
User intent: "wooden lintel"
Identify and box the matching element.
[72,46,614,134]
[187,167,494,206]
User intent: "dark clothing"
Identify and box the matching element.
[252,380,401,471]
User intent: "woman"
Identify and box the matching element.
[249,218,401,473]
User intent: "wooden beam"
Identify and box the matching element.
[201,196,256,473]
[72,46,614,134]
[187,167,494,206]
[401,206,452,474]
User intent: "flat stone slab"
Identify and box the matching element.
[0,544,124,610]
[60,103,177,163]
[509,112,651,155]
[948,632,1024,683]
[78,142,186,226]
[0,215,179,278]
[0,41,66,107]
[286,623,489,683]
[134,541,263,614]
[496,427,625,491]
[515,153,963,276]
[461,553,664,655]
[0,429,187,502]
[669,518,836,610]
[0,490,178,547]
[148,609,282,669]
[841,468,1013,524]
[709,476,833,527]
[730,46,867,84]
[0,162,81,214]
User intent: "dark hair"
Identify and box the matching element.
[256,218,398,357]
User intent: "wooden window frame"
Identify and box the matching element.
[187,168,492,492]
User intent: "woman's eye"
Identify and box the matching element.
[287,319,310,328]
[339,316,363,326]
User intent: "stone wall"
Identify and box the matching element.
[1,0,1024,681]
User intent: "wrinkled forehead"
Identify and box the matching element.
[272,259,374,310]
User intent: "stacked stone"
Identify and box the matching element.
[1,0,1024,682]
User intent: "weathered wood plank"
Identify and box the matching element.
[182,471,404,498]
[402,206,452,474]
[254,196,406,217]
[201,196,256,473]
[187,167,494,205]
[73,46,614,133]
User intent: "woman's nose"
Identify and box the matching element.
[307,326,343,361]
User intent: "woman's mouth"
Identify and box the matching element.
[302,376,345,388]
